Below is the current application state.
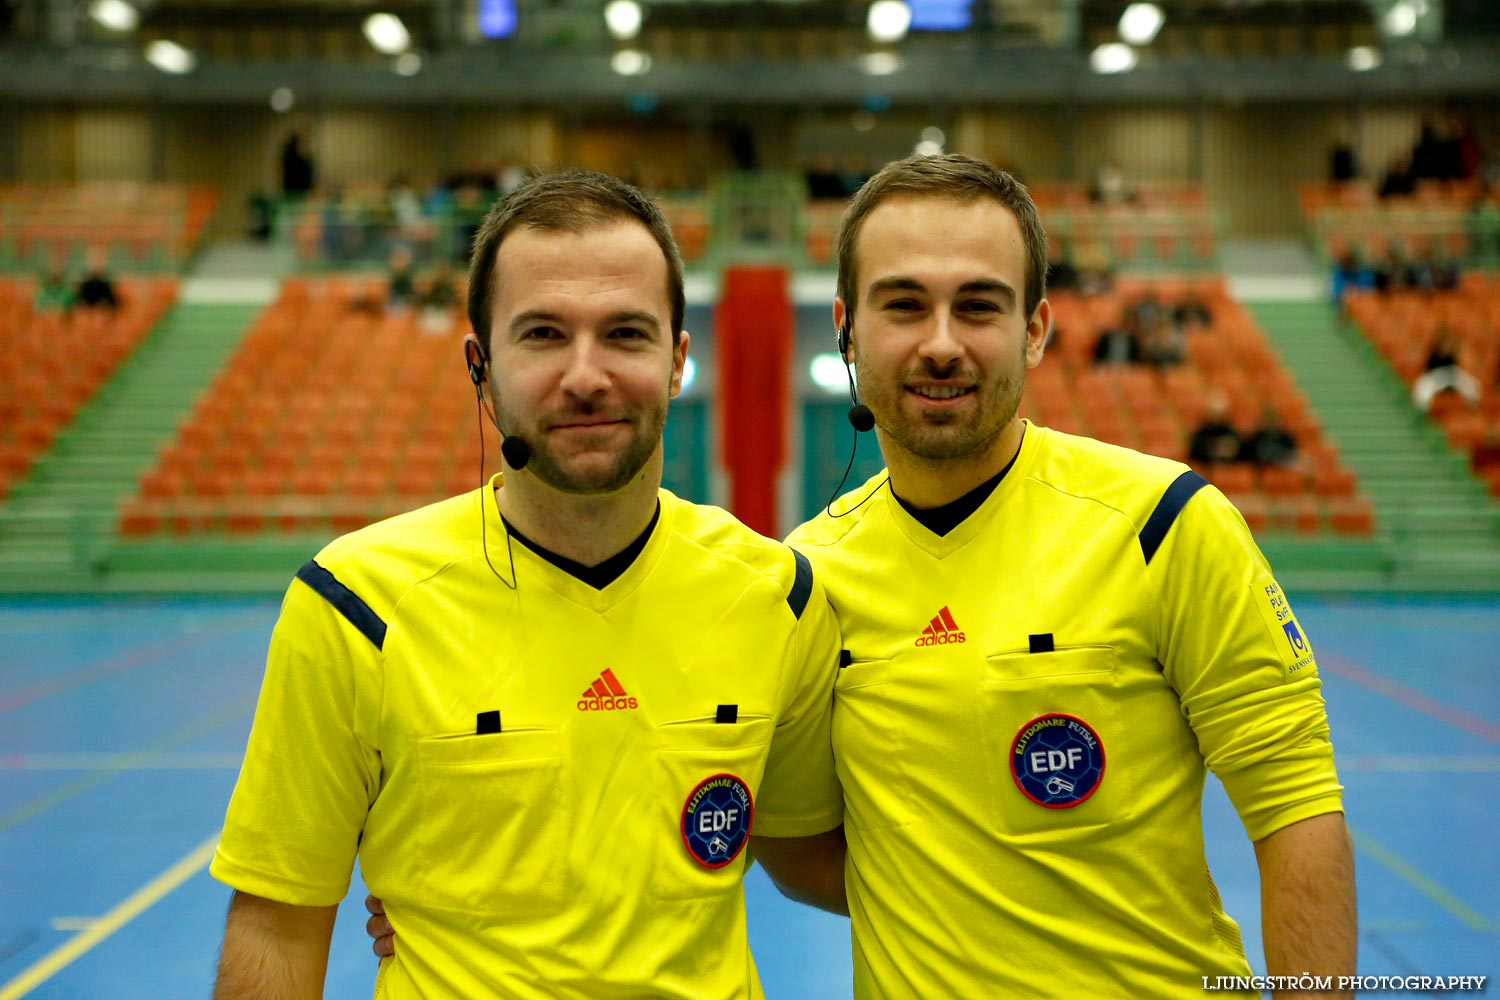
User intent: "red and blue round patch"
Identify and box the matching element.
[1011,713,1105,809]
[680,773,753,868]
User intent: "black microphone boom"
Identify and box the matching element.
[847,404,875,433]
[500,435,532,470]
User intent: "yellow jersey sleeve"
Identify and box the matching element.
[1153,484,1344,842]
[753,550,844,838]
[210,567,384,905]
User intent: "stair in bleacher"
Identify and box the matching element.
[1249,301,1500,588]
[0,303,259,583]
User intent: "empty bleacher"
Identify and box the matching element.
[0,183,217,273]
[0,276,179,499]
[118,277,495,538]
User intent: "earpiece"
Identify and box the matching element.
[461,334,531,471]
[837,322,874,432]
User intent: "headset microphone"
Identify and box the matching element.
[463,334,532,470]
[500,435,532,471]
[825,321,888,518]
[837,322,876,433]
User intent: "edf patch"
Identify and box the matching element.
[680,773,753,869]
[1253,578,1317,678]
[1011,714,1105,809]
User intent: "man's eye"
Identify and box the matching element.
[962,300,1002,313]
[522,327,560,340]
[611,327,647,339]
[884,299,921,312]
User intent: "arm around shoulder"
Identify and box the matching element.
[750,827,849,916]
[213,890,339,1000]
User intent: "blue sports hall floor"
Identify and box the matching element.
[1,594,1496,998]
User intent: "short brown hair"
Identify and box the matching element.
[466,169,685,356]
[835,153,1047,324]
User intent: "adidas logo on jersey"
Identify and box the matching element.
[915,606,966,647]
[577,668,639,711]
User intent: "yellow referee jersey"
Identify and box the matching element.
[787,422,1342,1000]
[212,480,844,999]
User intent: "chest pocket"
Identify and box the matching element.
[832,658,913,833]
[650,715,774,901]
[416,729,572,916]
[981,645,1137,837]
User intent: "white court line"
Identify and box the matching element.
[46,920,98,933]
[1341,754,1500,773]
[0,752,242,771]
[0,833,219,1000]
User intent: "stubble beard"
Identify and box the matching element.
[860,349,1027,462]
[494,394,668,496]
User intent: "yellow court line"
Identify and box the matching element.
[1350,826,1497,933]
[0,832,220,1000]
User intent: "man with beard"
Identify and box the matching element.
[211,170,846,999]
[786,154,1355,999]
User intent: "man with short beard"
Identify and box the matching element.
[210,170,846,1000]
[786,154,1356,999]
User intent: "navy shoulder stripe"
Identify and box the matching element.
[786,548,814,620]
[1138,470,1209,565]
[295,559,387,650]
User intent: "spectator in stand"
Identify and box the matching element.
[1138,317,1186,369]
[1174,287,1214,332]
[837,153,873,198]
[1329,137,1359,183]
[1074,240,1115,297]
[1413,326,1482,412]
[1243,405,1299,468]
[805,153,846,200]
[417,260,458,335]
[1379,155,1416,200]
[1411,120,1446,183]
[1046,248,1079,291]
[1188,390,1244,465]
[1090,159,1132,205]
[34,260,72,314]
[74,247,118,313]
[1092,318,1140,367]
[279,131,315,198]
[386,245,417,313]
[1128,289,1169,331]
[1331,250,1374,313]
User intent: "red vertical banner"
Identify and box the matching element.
[715,266,791,536]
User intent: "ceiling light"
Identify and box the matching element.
[681,357,697,393]
[1347,46,1381,71]
[363,13,411,55]
[394,52,422,76]
[1118,3,1164,46]
[269,87,295,113]
[145,39,196,74]
[1090,42,1138,74]
[859,51,902,76]
[605,0,643,41]
[914,139,943,156]
[810,354,849,393]
[920,126,945,145]
[89,0,138,32]
[1383,1,1418,37]
[611,49,652,76]
[867,0,911,44]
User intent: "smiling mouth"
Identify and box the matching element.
[907,385,974,400]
